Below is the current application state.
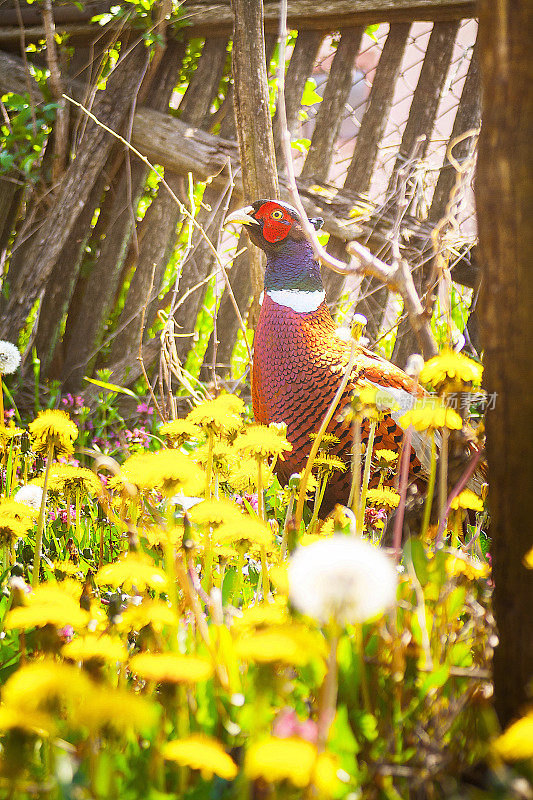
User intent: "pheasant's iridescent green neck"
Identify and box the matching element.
[264,239,323,293]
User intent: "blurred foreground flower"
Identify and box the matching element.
[493,711,533,761]
[245,736,340,794]
[95,553,168,592]
[420,349,483,394]
[120,449,205,496]
[129,653,213,684]
[163,735,237,780]
[289,535,397,625]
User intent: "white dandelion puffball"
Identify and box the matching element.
[288,535,397,625]
[0,341,21,375]
[15,484,44,510]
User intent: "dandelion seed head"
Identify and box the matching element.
[14,484,44,510]
[0,340,21,375]
[289,535,397,625]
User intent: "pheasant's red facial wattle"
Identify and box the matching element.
[254,201,293,243]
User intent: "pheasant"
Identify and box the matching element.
[224,199,437,508]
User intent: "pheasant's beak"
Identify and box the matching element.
[224,206,259,229]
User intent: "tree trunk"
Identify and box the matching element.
[230,0,279,318]
[476,0,533,727]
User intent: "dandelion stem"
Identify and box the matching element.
[392,427,413,559]
[420,431,437,540]
[348,413,362,515]
[356,420,376,536]
[317,627,340,752]
[295,340,358,530]
[257,458,270,600]
[0,374,4,427]
[439,426,449,521]
[32,440,54,587]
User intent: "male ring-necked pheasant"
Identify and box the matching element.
[225,199,434,508]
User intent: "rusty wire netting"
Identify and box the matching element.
[288,19,478,233]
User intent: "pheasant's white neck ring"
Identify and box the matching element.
[266,289,326,313]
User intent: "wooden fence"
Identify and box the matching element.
[0,0,481,400]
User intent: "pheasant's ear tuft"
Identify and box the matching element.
[310,217,324,231]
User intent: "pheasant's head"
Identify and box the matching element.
[225,199,323,252]
[225,199,324,293]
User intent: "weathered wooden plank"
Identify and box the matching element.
[273,28,324,161]
[0,0,476,46]
[181,1,476,34]
[301,27,364,182]
[387,19,461,192]
[429,41,480,218]
[344,22,411,193]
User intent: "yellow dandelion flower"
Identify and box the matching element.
[450,489,483,511]
[524,547,533,569]
[129,652,213,684]
[227,457,274,492]
[420,350,483,393]
[493,712,533,761]
[28,410,78,455]
[236,624,325,665]
[446,555,489,580]
[232,598,288,631]
[62,634,128,664]
[245,737,317,786]
[159,418,203,444]
[4,584,89,630]
[313,752,342,796]
[141,523,184,550]
[106,473,137,496]
[47,464,102,496]
[163,735,238,780]
[0,499,38,521]
[214,517,273,549]
[214,544,239,560]
[95,553,168,592]
[300,533,332,547]
[187,396,243,436]
[312,454,346,474]
[53,560,82,577]
[193,440,235,477]
[309,432,340,448]
[233,425,292,460]
[3,660,93,712]
[0,704,55,737]
[120,600,178,633]
[0,516,33,545]
[0,424,24,450]
[269,564,289,595]
[374,449,398,465]
[81,686,158,735]
[399,401,463,431]
[189,498,243,527]
[120,449,205,496]
[366,487,400,508]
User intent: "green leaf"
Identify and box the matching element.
[419,664,449,694]
[222,567,239,606]
[404,537,429,585]
[447,585,466,616]
[301,78,323,106]
[329,704,360,755]
[83,376,137,398]
[364,24,381,42]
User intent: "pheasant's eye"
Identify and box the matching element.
[271,209,284,220]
